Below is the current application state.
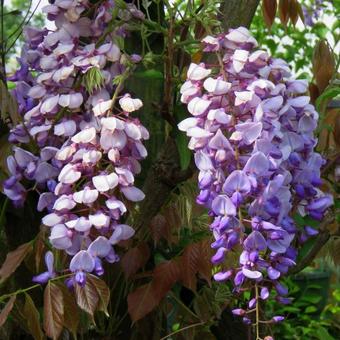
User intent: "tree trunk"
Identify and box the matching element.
[220,0,261,29]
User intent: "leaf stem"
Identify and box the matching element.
[159,320,205,340]
[0,273,72,302]
[169,292,201,320]
[255,284,262,340]
[110,65,133,112]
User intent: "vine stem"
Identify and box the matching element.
[109,65,133,112]
[255,284,262,340]
[159,321,205,340]
[0,273,72,302]
[169,292,201,320]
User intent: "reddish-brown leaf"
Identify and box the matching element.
[121,243,150,279]
[308,82,320,104]
[87,275,110,316]
[262,0,277,29]
[44,282,64,340]
[0,241,33,283]
[312,40,335,92]
[58,284,79,338]
[196,239,213,286]
[334,113,340,147]
[317,107,337,152]
[75,278,99,317]
[152,260,181,300]
[150,214,168,245]
[289,0,299,26]
[127,260,181,322]
[34,231,46,272]
[179,243,201,291]
[0,81,19,126]
[163,204,182,240]
[23,293,44,340]
[127,283,159,322]
[296,2,305,23]
[0,135,12,177]
[194,22,206,40]
[278,0,289,26]
[0,296,16,327]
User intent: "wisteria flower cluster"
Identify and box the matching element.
[302,0,324,27]
[179,27,332,327]
[3,0,149,287]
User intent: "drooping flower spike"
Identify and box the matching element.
[4,0,148,287]
[179,26,332,327]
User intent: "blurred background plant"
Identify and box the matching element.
[2,0,44,64]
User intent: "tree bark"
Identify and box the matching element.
[220,0,261,30]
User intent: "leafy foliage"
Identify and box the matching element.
[267,278,340,339]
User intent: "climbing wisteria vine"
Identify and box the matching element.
[3,0,149,287]
[178,27,333,335]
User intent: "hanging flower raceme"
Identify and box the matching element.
[179,27,332,327]
[3,0,149,287]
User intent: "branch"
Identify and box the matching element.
[0,0,6,86]
[133,137,194,232]
[289,214,335,275]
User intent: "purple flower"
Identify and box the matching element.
[260,287,269,300]
[70,250,95,287]
[272,316,285,323]
[32,251,56,284]
[213,270,233,282]
[3,0,149,290]
[232,308,246,316]
[244,231,267,252]
[178,26,332,325]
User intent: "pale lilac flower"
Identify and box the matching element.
[32,251,56,284]
[3,0,149,289]
[179,27,332,325]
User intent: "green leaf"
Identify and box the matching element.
[172,322,180,331]
[83,67,105,94]
[282,306,301,313]
[174,105,192,170]
[312,23,329,39]
[296,59,305,71]
[3,10,21,16]
[316,86,340,111]
[304,305,317,313]
[175,132,191,170]
[333,289,340,301]
[301,294,322,304]
[316,327,335,340]
[296,237,316,261]
[133,70,163,79]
